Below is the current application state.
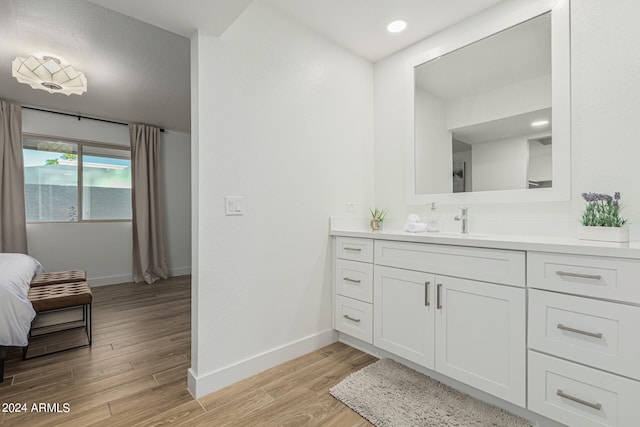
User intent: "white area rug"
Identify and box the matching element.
[330,358,531,427]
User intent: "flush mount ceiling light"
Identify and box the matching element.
[387,19,407,33]
[12,54,87,96]
[531,120,549,127]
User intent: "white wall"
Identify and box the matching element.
[570,0,640,225]
[528,140,552,182]
[472,136,528,191]
[446,75,550,130]
[161,130,191,278]
[414,88,452,194]
[374,0,640,237]
[189,0,374,397]
[22,109,191,285]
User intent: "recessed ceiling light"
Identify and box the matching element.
[531,120,549,127]
[387,20,407,33]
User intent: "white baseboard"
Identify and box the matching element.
[169,266,191,277]
[88,267,191,287]
[188,329,338,399]
[88,274,133,287]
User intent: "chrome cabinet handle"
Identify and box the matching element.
[436,284,442,309]
[424,281,430,306]
[343,247,362,252]
[343,314,361,323]
[343,277,361,284]
[556,389,602,410]
[556,271,602,280]
[557,323,603,339]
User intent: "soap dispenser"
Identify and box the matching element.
[426,202,440,232]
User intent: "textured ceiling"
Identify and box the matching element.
[86,0,253,38]
[90,0,506,62]
[263,0,505,62]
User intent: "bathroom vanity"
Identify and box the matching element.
[331,226,640,426]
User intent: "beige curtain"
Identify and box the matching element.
[0,100,28,254]
[130,124,168,284]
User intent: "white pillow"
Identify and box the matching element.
[0,253,45,299]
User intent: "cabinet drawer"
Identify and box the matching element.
[374,240,525,287]
[529,289,640,380]
[527,252,640,303]
[335,259,373,303]
[335,295,373,344]
[335,237,373,263]
[528,351,640,427]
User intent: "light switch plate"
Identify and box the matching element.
[225,196,244,215]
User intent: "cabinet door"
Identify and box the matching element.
[374,265,435,369]
[434,276,526,407]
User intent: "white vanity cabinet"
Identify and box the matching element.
[527,251,640,427]
[332,226,640,425]
[372,241,526,407]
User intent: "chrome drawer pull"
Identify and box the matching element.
[556,389,602,410]
[557,323,603,339]
[556,271,602,280]
[343,277,361,284]
[425,281,430,307]
[343,247,362,252]
[343,314,361,323]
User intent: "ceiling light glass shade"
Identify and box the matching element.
[12,55,87,96]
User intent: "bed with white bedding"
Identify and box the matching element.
[0,253,43,382]
[0,253,43,347]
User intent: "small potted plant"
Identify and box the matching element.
[369,208,387,232]
[578,192,629,242]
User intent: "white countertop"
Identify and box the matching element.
[330,219,640,259]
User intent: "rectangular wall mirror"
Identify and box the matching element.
[406,0,570,205]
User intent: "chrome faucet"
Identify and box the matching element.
[454,207,468,234]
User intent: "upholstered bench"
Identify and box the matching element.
[30,270,87,287]
[24,282,92,360]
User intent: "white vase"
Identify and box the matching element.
[577,225,629,243]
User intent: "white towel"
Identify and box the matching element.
[406,213,421,224]
[406,222,427,233]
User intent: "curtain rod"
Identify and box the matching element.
[22,106,165,133]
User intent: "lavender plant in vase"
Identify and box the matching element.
[578,192,629,242]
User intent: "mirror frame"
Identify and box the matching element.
[405,0,570,205]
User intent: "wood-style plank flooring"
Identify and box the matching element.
[0,276,375,426]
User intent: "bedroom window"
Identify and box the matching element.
[23,135,132,222]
